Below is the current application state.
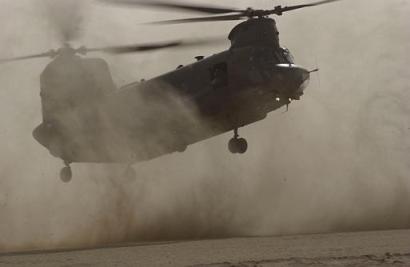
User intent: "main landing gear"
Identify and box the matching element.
[60,161,72,183]
[228,128,248,154]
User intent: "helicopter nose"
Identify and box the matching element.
[273,64,310,99]
[295,68,310,99]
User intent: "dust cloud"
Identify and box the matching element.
[0,0,409,252]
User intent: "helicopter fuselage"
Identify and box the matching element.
[32,18,311,165]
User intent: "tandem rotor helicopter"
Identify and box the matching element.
[1,0,343,182]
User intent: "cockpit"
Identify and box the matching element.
[276,48,295,64]
[253,47,295,70]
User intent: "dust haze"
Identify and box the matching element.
[0,0,409,252]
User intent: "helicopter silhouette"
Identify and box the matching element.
[1,0,339,183]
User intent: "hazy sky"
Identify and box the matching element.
[0,0,409,251]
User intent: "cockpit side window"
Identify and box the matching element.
[282,48,295,64]
[274,48,295,64]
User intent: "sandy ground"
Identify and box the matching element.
[1,229,410,266]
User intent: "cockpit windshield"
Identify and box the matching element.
[282,48,295,63]
[275,47,295,64]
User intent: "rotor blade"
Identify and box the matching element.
[275,0,344,14]
[99,0,239,14]
[87,41,181,54]
[0,52,54,64]
[147,13,245,24]
[172,37,227,47]
[86,38,225,54]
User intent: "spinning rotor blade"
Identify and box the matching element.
[0,38,225,63]
[149,14,245,24]
[87,38,226,54]
[271,0,344,15]
[123,0,346,24]
[87,41,181,54]
[100,0,239,14]
[0,51,55,64]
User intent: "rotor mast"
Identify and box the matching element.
[228,17,280,49]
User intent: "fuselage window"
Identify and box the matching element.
[210,62,228,88]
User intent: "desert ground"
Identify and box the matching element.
[1,229,410,266]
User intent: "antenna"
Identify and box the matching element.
[310,56,321,89]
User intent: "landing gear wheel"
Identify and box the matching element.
[60,166,72,183]
[228,138,248,154]
[229,127,248,154]
[123,166,136,181]
[229,138,239,153]
[237,138,248,154]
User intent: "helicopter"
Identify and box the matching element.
[1,0,342,183]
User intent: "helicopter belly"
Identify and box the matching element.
[32,112,138,164]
